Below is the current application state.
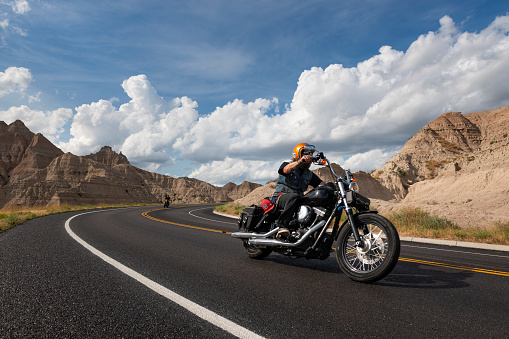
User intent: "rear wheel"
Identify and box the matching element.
[242,240,272,259]
[336,213,400,283]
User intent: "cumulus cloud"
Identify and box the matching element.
[186,15,509,183]
[0,66,32,98]
[1,105,73,141]
[189,157,280,186]
[342,149,399,172]
[56,15,509,185]
[59,75,199,171]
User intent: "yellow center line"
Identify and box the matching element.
[142,208,509,277]
[399,257,509,277]
[142,208,232,234]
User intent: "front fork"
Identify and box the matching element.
[344,206,363,246]
[337,180,363,246]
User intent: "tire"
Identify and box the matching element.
[242,240,272,259]
[336,213,400,283]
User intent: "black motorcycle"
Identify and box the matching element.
[231,151,400,283]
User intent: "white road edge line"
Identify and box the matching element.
[188,206,237,225]
[65,210,265,339]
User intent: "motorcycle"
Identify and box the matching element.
[231,151,400,283]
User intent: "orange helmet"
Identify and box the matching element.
[292,143,316,160]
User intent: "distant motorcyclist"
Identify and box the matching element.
[271,143,325,239]
[164,194,171,208]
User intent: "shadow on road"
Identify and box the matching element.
[376,260,473,289]
[263,255,473,289]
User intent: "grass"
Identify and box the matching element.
[0,202,153,233]
[388,207,509,245]
[215,203,509,246]
[214,202,247,215]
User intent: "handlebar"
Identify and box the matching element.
[311,151,354,184]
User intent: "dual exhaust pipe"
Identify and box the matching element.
[231,221,326,248]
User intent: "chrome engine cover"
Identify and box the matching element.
[297,205,315,227]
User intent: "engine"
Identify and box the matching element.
[297,205,328,227]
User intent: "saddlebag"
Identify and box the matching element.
[346,191,371,211]
[238,205,264,231]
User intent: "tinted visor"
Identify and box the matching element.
[301,144,316,155]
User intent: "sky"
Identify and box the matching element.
[1,0,509,186]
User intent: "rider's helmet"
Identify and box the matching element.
[292,143,316,160]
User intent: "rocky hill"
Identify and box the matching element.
[235,105,509,228]
[0,121,259,208]
[367,105,509,226]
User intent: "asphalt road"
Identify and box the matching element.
[1,204,508,338]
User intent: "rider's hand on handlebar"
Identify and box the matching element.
[300,155,314,164]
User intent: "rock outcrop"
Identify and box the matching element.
[0,120,258,208]
[372,106,509,200]
[221,181,262,201]
[372,105,509,226]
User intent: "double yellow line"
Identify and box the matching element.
[399,257,509,277]
[142,208,509,277]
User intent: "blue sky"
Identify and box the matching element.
[1,0,509,185]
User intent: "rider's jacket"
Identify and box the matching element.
[273,162,314,197]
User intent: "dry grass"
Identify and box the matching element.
[388,207,509,245]
[425,160,450,179]
[0,203,153,232]
[214,202,246,215]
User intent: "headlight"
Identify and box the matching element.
[349,181,359,193]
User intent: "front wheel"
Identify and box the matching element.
[336,213,400,283]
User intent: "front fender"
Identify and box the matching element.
[356,210,379,215]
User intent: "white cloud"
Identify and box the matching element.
[0,19,8,30]
[185,14,509,184]
[59,75,199,166]
[46,14,509,185]
[189,157,280,186]
[0,66,32,98]
[28,91,41,103]
[0,105,73,141]
[0,0,30,40]
[341,149,399,173]
[1,0,30,14]
[11,0,30,14]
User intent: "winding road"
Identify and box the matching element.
[1,204,508,338]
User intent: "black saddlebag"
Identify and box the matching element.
[238,205,264,231]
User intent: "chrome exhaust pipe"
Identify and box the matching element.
[231,228,279,239]
[248,221,326,248]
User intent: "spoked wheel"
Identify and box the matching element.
[336,213,400,283]
[242,240,272,259]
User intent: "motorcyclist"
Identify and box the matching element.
[272,143,325,239]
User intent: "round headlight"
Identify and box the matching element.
[349,181,359,193]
